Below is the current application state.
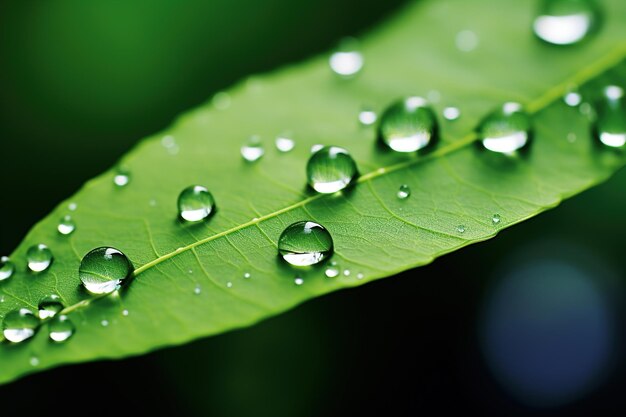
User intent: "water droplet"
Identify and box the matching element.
[457,225,466,234]
[68,202,77,211]
[161,135,175,148]
[329,38,363,77]
[57,215,76,235]
[241,135,264,162]
[564,90,582,107]
[243,272,251,279]
[456,30,479,52]
[443,106,461,121]
[226,281,233,288]
[149,199,158,207]
[294,277,304,286]
[194,284,201,295]
[27,244,53,272]
[307,146,358,193]
[2,308,39,343]
[101,319,109,327]
[113,167,131,187]
[492,214,501,225]
[595,85,626,148]
[397,184,411,199]
[567,132,578,143]
[534,0,598,45]
[177,185,216,222]
[278,221,334,266]
[357,273,364,280]
[38,294,63,319]
[358,108,378,126]
[275,135,295,152]
[79,247,133,295]
[325,265,340,278]
[378,97,438,153]
[0,256,15,281]
[48,314,75,342]
[212,92,231,110]
[310,144,324,153]
[478,102,531,154]
[30,357,40,366]
[122,309,129,316]
[343,269,351,277]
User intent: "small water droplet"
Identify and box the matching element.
[456,30,479,52]
[212,92,231,110]
[122,309,129,316]
[57,215,76,235]
[68,202,77,211]
[38,294,63,319]
[443,107,461,121]
[343,269,351,277]
[243,272,251,279]
[48,315,75,342]
[177,185,216,222]
[278,221,333,266]
[101,319,109,327]
[294,277,304,286]
[478,102,531,154]
[241,135,264,162]
[492,214,501,225]
[2,308,39,343]
[113,167,131,187]
[30,357,40,367]
[329,38,363,77]
[378,97,438,153]
[595,85,626,148]
[79,247,134,295]
[161,135,175,148]
[533,0,598,45]
[457,225,466,234]
[275,135,295,152]
[0,295,4,303]
[567,132,577,143]
[27,244,53,272]
[397,184,411,200]
[564,91,582,107]
[356,273,364,280]
[325,265,339,278]
[307,146,358,193]
[194,284,201,295]
[0,256,15,281]
[226,281,233,288]
[358,108,378,126]
[310,144,324,154]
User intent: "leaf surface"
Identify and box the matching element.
[1,0,626,384]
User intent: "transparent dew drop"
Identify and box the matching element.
[478,102,531,154]
[27,244,53,272]
[68,202,77,211]
[194,284,201,295]
[310,144,324,154]
[2,308,39,343]
[492,214,501,225]
[356,273,364,280]
[294,277,304,286]
[101,320,109,327]
[307,146,358,193]
[122,309,129,316]
[457,225,466,234]
[30,357,40,367]
[456,30,479,52]
[397,184,411,200]
[358,108,378,126]
[48,315,75,343]
[38,294,64,319]
[443,107,461,121]
[533,0,599,45]
[177,185,216,222]
[343,269,351,277]
[378,97,438,152]
[226,282,233,288]
[57,215,76,235]
[275,135,295,152]
[325,265,340,278]
[564,90,582,107]
[0,256,15,281]
[113,167,131,187]
[329,37,364,77]
[595,85,626,148]
[241,135,264,162]
[79,247,133,295]
[278,221,334,267]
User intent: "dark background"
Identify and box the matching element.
[1,1,625,415]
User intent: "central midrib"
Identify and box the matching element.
[58,42,626,317]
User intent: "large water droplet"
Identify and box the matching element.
[57,215,76,235]
[0,256,15,281]
[307,146,358,193]
[2,308,39,343]
[113,167,131,187]
[278,221,333,266]
[38,294,64,319]
[79,247,133,295]
[595,85,626,148]
[275,134,295,153]
[48,315,75,342]
[378,97,438,153]
[329,38,364,77]
[27,244,53,272]
[478,102,531,154]
[177,185,216,222]
[533,0,599,45]
[397,184,411,199]
[241,135,264,162]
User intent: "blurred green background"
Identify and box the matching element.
[1,0,626,415]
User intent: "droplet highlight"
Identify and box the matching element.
[294,277,304,286]
[278,221,333,266]
[595,85,626,148]
[178,185,216,222]
[2,308,39,343]
[478,102,531,154]
[533,0,599,45]
[329,38,363,77]
[307,146,358,193]
[27,244,53,272]
[443,107,461,121]
[275,134,295,153]
[79,247,133,295]
[241,135,264,162]
[57,215,76,235]
[378,97,438,153]
[48,315,75,342]
[113,167,131,187]
[358,108,378,126]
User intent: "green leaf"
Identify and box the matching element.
[1,0,626,384]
